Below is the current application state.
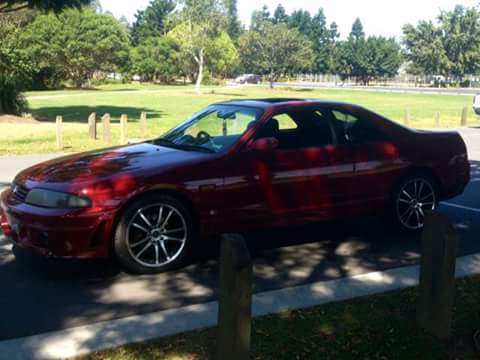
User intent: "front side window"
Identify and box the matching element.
[157,105,263,153]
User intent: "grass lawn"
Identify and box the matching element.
[1,83,479,155]
[77,275,480,360]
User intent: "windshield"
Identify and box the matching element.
[156,105,263,153]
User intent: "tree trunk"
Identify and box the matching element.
[195,48,204,95]
[269,71,275,89]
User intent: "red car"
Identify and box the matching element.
[0,99,470,273]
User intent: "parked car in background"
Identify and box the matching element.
[0,99,470,274]
[474,94,480,115]
[235,74,262,84]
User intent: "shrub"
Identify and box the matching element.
[0,75,28,115]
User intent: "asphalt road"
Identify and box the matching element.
[0,129,479,341]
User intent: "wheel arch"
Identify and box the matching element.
[108,187,200,255]
[391,166,442,201]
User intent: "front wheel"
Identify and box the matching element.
[114,195,194,274]
[391,175,438,232]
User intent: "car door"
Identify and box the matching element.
[329,107,403,213]
[247,108,354,225]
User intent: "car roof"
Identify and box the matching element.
[215,98,359,110]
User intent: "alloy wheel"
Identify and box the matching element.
[126,203,187,268]
[396,178,437,230]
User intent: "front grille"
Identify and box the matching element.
[12,183,29,202]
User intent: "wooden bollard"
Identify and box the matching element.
[217,234,252,360]
[140,112,147,138]
[102,113,111,144]
[404,109,410,126]
[120,114,128,144]
[461,107,468,127]
[56,115,63,150]
[417,211,458,340]
[88,112,96,140]
[434,111,440,128]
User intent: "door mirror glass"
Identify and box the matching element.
[249,137,279,152]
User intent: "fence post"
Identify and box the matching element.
[140,111,147,138]
[404,109,410,126]
[217,234,252,360]
[416,211,458,340]
[120,114,128,144]
[56,115,63,150]
[102,113,111,144]
[435,112,440,128]
[88,112,96,140]
[461,107,468,127]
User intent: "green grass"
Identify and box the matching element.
[1,83,479,155]
[77,275,480,360]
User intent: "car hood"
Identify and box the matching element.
[14,142,210,190]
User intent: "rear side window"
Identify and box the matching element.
[275,113,298,130]
[331,109,386,144]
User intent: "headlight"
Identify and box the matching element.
[25,189,91,209]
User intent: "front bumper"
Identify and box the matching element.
[0,189,115,259]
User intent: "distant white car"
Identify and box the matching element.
[474,94,480,115]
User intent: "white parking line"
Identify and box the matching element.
[442,202,480,213]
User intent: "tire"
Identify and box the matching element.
[390,174,438,232]
[114,194,194,274]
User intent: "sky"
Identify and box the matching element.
[100,0,479,39]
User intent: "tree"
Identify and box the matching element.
[309,8,330,74]
[238,23,313,88]
[130,36,183,83]
[250,5,270,32]
[207,31,239,78]
[272,4,288,24]
[438,5,480,79]
[350,17,365,40]
[288,9,312,37]
[224,0,241,40]
[402,21,447,76]
[22,8,130,88]
[0,0,91,13]
[131,0,176,45]
[170,0,229,93]
[0,17,30,113]
[337,18,401,84]
[403,5,480,82]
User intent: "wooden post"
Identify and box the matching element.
[435,111,440,128]
[120,114,128,144]
[461,107,468,127]
[55,116,63,150]
[217,234,252,360]
[102,113,111,144]
[140,111,147,138]
[88,112,96,140]
[404,109,410,126]
[417,211,458,340]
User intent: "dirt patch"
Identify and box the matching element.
[0,114,40,124]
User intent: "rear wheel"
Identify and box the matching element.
[391,175,438,232]
[114,195,193,274]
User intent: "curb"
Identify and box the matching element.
[1,253,480,360]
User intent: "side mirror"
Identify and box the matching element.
[249,137,279,152]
